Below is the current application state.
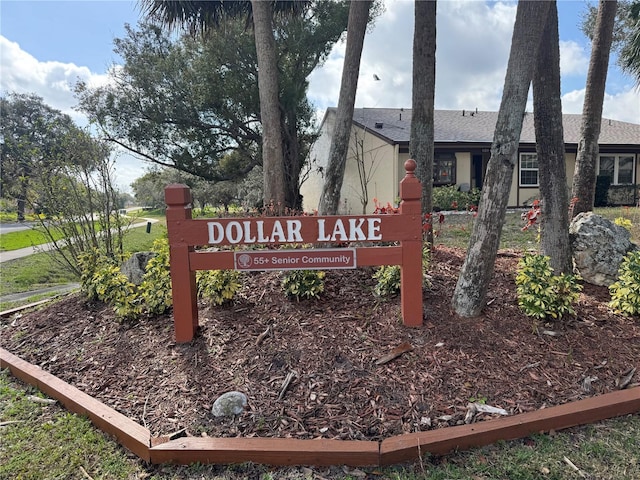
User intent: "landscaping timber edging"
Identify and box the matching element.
[2,347,639,467]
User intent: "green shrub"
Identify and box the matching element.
[281,269,325,300]
[78,249,106,301]
[515,253,582,320]
[197,269,242,306]
[609,251,640,316]
[373,246,431,297]
[78,251,141,319]
[373,264,401,297]
[432,185,480,211]
[79,239,171,318]
[139,238,172,314]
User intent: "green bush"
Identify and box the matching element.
[373,246,431,297]
[515,253,582,320]
[609,251,640,316]
[373,264,401,297]
[197,269,242,306]
[432,185,480,211]
[79,239,171,319]
[281,269,325,300]
[78,250,141,319]
[139,238,172,314]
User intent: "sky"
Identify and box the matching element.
[2,0,640,194]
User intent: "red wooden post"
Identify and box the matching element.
[165,184,198,342]
[399,159,423,327]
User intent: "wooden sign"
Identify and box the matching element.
[165,159,424,342]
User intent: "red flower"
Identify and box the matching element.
[438,213,445,224]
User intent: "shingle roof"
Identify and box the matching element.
[344,108,640,147]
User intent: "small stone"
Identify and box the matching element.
[211,391,248,417]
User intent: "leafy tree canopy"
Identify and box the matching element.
[76,2,351,200]
[582,0,640,83]
[1,93,77,198]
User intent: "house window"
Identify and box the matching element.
[519,153,538,186]
[434,153,456,185]
[599,154,634,184]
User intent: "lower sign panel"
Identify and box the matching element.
[234,249,356,271]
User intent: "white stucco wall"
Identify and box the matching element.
[300,112,397,214]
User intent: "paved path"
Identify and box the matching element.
[0,218,159,263]
[0,222,37,234]
[0,283,81,304]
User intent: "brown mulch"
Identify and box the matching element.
[2,246,639,442]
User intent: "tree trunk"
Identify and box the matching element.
[318,0,372,215]
[410,0,436,243]
[571,0,617,217]
[451,0,551,317]
[283,108,303,210]
[532,1,573,275]
[251,0,286,210]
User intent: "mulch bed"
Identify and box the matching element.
[2,246,639,442]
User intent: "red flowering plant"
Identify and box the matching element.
[521,199,541,232]
[372,198,399,215]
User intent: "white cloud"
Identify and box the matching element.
[562,88,640,124]
[1,36,145,192]
[308,1,640,125]
[309,1,517,113]
[559,40,589,76]
[0,36,110,123]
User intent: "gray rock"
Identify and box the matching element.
[211,391,248,417]
[121,251,156,285]
[569,212,638,286]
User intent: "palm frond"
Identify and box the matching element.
[138,1,310,34]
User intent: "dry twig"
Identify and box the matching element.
[278,371,297,400]
[79,466,95,480]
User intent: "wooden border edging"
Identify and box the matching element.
[380,387,640,465]
[0,348,152,462]
[2,347,639,467]
[149,437,380,466]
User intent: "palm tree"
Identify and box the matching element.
[621,1,640,84]
[410,0,437,240]
[532,1,572,275]
[451,0,552,317]
[140,0,309,210]
[571,0,617,217]
[318,0,373,215]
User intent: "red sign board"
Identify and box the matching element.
[234,249,357,271]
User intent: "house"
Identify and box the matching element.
[301,108,640,213]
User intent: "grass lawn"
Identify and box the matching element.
[0,223,167,303]
[427,205,638,249]
[0,226,66,252]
